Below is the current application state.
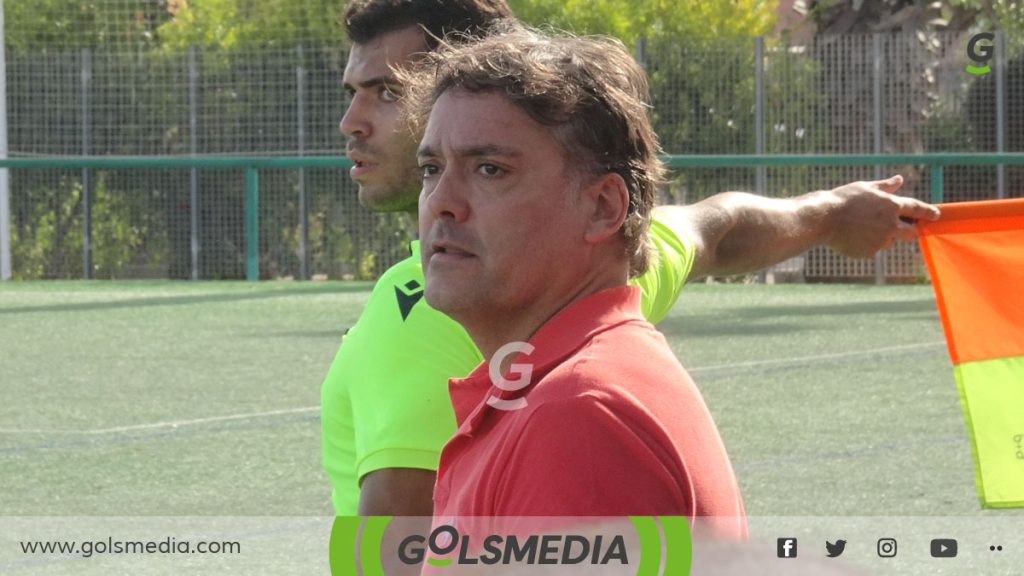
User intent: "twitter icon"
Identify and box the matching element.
[826,540,847,558]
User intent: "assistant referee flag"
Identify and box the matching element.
[918,198,1024,508]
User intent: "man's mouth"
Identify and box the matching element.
[430,241,475,262]
[350,158,376,178]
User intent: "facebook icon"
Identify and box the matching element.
[777,538,798,558]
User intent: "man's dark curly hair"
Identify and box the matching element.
[343,0,514,48]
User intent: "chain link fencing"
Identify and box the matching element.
[3,30,1021,280]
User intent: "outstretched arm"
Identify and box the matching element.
[663,175,941,280]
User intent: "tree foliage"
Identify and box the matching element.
[4,0,169,50]
[808,0,1023,44]
[509,0,777,46]
[156,0,345,49]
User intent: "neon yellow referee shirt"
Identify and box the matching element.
[320,211,696,514]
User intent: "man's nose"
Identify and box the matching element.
[339,94,371,139]
[424,169,469,223]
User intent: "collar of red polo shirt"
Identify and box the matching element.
[448,285,645,429]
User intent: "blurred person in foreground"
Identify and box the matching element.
[322,0,940,518]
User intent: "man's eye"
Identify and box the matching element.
[421,164,439,178]
[381,87,399,102]
[478,164,503,177]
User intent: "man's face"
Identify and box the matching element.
[340,26,426,213]
[418,89,590,323]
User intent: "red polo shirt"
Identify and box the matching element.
[432,285,746,538]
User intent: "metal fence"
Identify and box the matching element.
[6,153,1023,283]
[1,31,1022,280]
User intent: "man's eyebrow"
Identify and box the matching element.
[417,144,523,159]
[417,144,438,159]
[342,76,400,91]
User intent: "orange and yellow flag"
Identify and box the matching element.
[919,198,1024,508]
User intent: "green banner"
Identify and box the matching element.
[329,516,692,575]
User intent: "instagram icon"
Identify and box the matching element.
[877,538,897,558]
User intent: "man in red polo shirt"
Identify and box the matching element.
[405,27,746,538]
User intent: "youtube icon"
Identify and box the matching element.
[930,539,958,558]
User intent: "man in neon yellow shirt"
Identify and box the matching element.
[323,0,941,516]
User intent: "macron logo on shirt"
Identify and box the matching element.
[395,280,425,321]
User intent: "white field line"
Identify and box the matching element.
[0,406,319,435]
[687,341,945,374]
[2,342,946,435]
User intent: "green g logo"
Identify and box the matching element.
[966,32,995,75]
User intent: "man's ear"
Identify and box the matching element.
[582,172,629,245]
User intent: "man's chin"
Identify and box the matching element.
[423,282,472,318]
[357,183,418,214]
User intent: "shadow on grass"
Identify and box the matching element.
[0,283,372,315]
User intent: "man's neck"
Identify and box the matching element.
[466,268,628,374]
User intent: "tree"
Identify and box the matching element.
[4,0,170,50]
[157,0,344,49]
[511,0,781,204]
[804,0,1023,169]
[509,0,776,46]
